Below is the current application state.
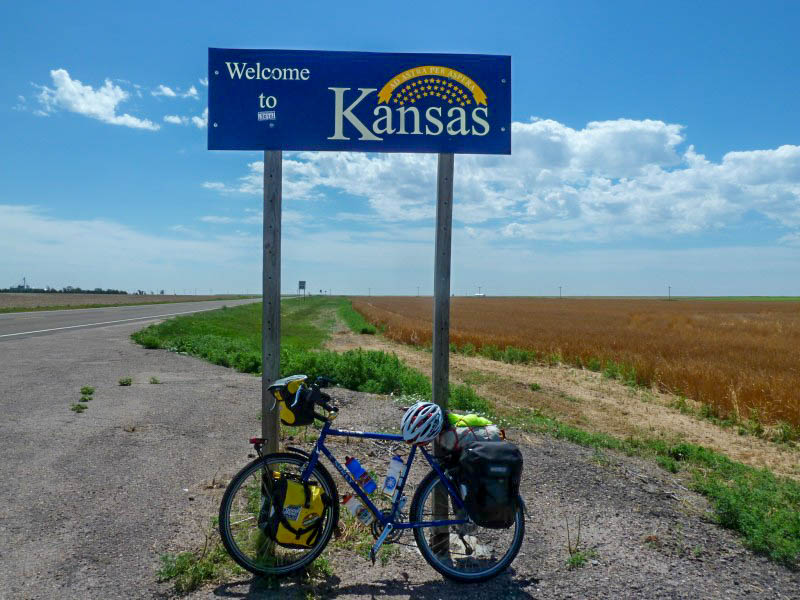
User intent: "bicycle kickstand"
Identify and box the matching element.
[369,523,394,565]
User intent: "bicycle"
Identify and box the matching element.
[218,376,526,583]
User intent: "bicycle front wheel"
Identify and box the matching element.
[410,469,525,582]
[219,452,339,577]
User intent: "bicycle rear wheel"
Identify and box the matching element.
[410,469,525,582]
[219,452,339,576]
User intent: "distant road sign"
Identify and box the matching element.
[208,48,510,154]
[298,281,306,290]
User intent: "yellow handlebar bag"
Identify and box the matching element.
[268,375,317,426]
[260,473,328,549]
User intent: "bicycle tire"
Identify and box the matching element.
[410,469,525,583]
[219,452,339,577]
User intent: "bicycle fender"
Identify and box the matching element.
[284,446,312,459]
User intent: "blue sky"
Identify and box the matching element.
[2,1,799,296]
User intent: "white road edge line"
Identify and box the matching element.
[0,308,218,338]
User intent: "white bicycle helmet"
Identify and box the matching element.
[401,401,444,444]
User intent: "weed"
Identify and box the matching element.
[656,455,680,473]
[772,421,800,445]
[674,396,692,415]
[566,549,597,569]
[449,383,490,413]
[118,377,132,386]
[565,515,597,569]
[80,386,95,396]
[157,546,229,593]
[79,395,92,403]
[586,357,602,372]
[70,403,87,413]
[529,382,542,392]
[149,376,161,384]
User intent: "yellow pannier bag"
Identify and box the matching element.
[260,473,328,549]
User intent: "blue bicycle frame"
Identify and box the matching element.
[299,419,467,531]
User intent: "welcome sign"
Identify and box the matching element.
[208,48,511,154]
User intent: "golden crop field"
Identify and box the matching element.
[351,297,800,427]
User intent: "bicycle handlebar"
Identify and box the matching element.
[312,386,338,422]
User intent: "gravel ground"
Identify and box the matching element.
[1,324,797,599]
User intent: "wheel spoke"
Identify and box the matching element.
[412,472,524,581]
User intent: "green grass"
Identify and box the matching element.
[338,299,377,334]
[157,530,333,594]
[132,297,351,374]
[80,386,95,396]
[70,403,87,413]
[118,377,132,386]
[566,548,597,569]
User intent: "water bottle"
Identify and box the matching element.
[382,455,404,496]
[342,494,374,525]
[345,456,377,494]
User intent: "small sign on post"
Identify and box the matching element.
[298,280,306,299]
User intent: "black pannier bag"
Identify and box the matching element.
[458,440,523,529]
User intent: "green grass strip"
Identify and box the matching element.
[338,298,377,334]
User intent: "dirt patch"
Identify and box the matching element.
[326,331,800,481]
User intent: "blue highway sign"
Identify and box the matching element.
[208,48,510,154]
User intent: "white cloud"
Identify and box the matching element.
[151,84,177,98]
[184,85,198,99]
[191,107,208,128]
[200,215,235,224]
[199,77,209,87]
[163,114,188,125]
[202,159,320,201]
[204,117,800,243]
[0,205,259,290]
[36,69,159,131]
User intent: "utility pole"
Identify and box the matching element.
[478,285,482,295]
[368,287,371,297]
[559,286,562,299]
[668,285,671,301]
[417,286,420,297]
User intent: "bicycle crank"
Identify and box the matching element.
[369,523,394,565]
[371,510,403,543]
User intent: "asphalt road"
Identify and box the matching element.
[0,298,259,340]
[0,307,265,599]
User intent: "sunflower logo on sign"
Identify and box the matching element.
[327,65,491,141]
[378,66,488,107]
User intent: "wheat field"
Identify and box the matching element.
[351,297,800,427]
